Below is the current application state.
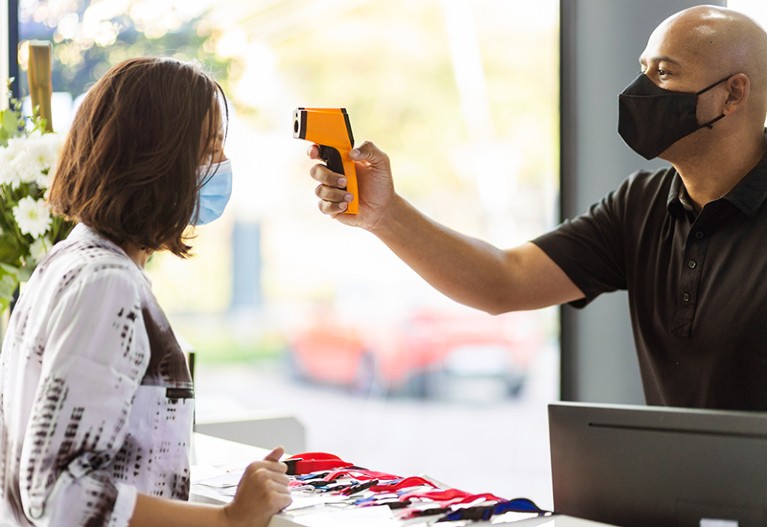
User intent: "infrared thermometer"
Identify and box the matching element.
[293,107,358,214]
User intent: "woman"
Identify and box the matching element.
[0,58,291,527]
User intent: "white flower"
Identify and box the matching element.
[0,148,10,184]
[0,134,62,189]
[12,196,52,238]
[8,134,62,188]
[28,237,52,264]
[0,137,26,188]
[27,133,63,188]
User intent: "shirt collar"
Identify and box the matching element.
[666,143,767,219]
[66,223,151,280]
[720,150,767,217]
[666,173,688,218]
[66,223,124,253]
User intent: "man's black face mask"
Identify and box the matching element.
[618,73,731,160]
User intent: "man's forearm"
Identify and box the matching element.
[368,195,520,313]
[368,195,584,313]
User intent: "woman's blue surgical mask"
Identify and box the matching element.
[193,159,233,226]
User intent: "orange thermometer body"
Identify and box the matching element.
[293,107,358,214]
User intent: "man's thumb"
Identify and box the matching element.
[350,140,382,162]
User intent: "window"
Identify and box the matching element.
[15,0,559,506]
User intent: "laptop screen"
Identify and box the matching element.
[548,402,767,527]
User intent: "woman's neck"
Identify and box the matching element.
[121,243,150,268]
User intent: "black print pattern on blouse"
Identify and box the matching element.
[0,225,195,527]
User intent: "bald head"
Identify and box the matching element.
[644,5,767,115]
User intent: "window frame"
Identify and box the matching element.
[4,0,20,98]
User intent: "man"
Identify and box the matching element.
[307,6,767,410]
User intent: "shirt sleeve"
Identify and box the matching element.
[532,177,631,308]
[19,263,150,527]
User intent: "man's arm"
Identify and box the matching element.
[372,196,584,313]
[309,141,585,313]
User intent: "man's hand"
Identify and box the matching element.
[222,447,292,527]
[308,141,396,230]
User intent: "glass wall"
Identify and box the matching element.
[16,0,559,507]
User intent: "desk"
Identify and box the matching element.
[190,434,617,527]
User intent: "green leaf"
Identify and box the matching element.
[1,107,20,143]
[0,263,22,279]
[0,243,23,267]
[0,263,22,315]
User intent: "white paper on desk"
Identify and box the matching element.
[194,469,244,489]
[284,494,350,513]
[290,505,397,527]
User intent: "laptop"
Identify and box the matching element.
[548,402,767,527]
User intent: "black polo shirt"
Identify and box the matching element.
[533,153,767,410]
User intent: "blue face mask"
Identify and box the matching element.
[193,159,233,226]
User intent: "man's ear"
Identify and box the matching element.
[723,73,750,115]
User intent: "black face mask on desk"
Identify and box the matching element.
[618,73,730,159]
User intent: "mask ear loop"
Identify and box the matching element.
[701,113,726,129]
[197,164,214,189]
[695,75,734,96]
[696,75,734,129]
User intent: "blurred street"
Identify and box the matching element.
[194,343,559,511]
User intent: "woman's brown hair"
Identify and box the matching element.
[48,57,227,257]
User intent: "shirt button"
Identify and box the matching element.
[695,231,704,239]
[682,292,691,303]
[688,259,697,269]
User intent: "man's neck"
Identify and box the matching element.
[672,132,767,209]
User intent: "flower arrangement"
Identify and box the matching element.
[0,84,73,313]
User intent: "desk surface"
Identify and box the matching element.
[190,434,617,527]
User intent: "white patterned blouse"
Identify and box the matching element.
[0,224,195,526]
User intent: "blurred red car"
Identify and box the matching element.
[287,308,543,398]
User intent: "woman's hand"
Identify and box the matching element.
[309,141,398,231]
[222,447,292,527]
